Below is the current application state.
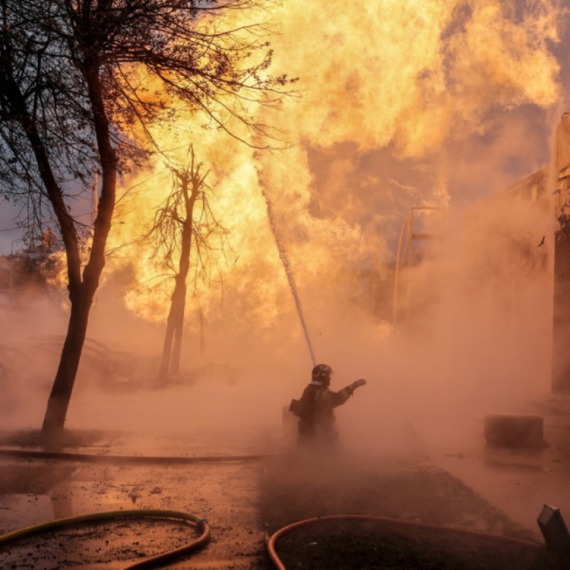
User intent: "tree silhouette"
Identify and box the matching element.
[0,0,288,436]
[148,148,228,381]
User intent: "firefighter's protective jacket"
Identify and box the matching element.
[296,380,355,439]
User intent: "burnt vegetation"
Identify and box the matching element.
[0,0,291,436]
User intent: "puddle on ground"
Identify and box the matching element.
[0,458,265,569]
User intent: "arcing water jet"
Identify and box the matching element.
[259,178,316,366]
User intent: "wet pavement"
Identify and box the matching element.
[1,396,570,568]
[0,432,273,569]
[423,394,570,540]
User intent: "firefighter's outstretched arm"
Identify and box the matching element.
[329,378,367,406]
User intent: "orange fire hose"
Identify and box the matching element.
[266,514,543,570]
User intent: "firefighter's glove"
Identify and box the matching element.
[352,378,367,390]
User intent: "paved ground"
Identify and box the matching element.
[0,395,569,568]
[423,394,570,541]
[0,430,274,569]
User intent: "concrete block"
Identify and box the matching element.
[484,415,544,448]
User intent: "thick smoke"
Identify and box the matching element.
[1,0,567,455]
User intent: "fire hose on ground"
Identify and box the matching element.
[0,509,210,570]
[266,514,544,570]
[0,447,281,464]
[0,449,550,569]
[0,508,545,570]
[0,448,262,568]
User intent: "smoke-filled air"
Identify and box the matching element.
[4,0,570,566]
[1,0,567,447]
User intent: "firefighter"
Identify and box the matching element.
[289,364,367,446]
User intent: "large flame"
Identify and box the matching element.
[105,0,562,338]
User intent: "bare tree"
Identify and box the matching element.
[148,147,228,381]
[0,0,288,436]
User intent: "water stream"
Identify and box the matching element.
[260,186,316,366]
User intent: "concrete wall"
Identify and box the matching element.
[552,114,570,393]
[553,227,570,392]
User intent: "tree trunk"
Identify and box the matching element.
[198,307,205,357]
[41,286,93,434]
[171,281,187,374]
[158,274,188,380]
[6,74,85,437]
[41,61,117,436]
[41,207,114,435]
[158,283,182,381]
[157,171,198,381]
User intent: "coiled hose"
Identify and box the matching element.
[266,514,543,570]
[0,509,210,570]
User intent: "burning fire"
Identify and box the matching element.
[104,0,563,335]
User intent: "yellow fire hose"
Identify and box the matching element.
[0,509,211,570]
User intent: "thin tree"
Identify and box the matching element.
[148,148,227,381]
[0,0,288,436]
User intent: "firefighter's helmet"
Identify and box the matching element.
[312,364,332,384]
